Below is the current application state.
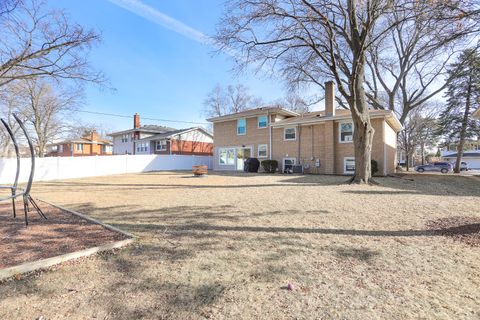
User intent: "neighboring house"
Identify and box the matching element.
[109,113,213,156]
[440,140,480,169]
[207,81,403,175]
[46,130,113,157]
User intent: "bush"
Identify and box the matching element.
[371,159,379,176]
[261,160,278,173]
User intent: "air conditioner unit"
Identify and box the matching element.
[292,165,303,174]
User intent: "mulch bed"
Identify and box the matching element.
[0,201,128,269]
[427,216,480,247]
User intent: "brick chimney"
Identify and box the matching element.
[325,81,336,117]
[133,113,140,129]
[90,130,99,142]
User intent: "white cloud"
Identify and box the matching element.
[107,0,213,45]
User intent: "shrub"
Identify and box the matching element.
[371,159,379,176]
[261,160,278,173]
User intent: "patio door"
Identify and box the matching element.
[236,147,251,171]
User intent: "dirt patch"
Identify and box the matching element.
[0,202,128,269]
[0,172,479,319]
[427,216,480,247]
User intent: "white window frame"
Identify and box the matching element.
[258,144,268,158]
[156,140,167,151]
[344,157,355,175]
[257,115,268,129]
[58,145,63,153]
[284,127,297,141]
[283,158,296,172]
[219,148,235,166]
[76,143,83,152]
[237,118,246,135]
[339,121,354,143]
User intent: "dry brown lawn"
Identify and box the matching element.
[1,172,479,319]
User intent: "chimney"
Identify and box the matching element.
[325,81,336,117]
[133,113,140,129]
[90,130,99,142]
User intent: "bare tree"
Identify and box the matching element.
[0,82,25,157]
[398,106,439,170]
[203,84,229,117]
[366,0,480,123]
[215,0,426,183]
[21,78,82,156]
[0,0,104,88]
[203,83,261,117]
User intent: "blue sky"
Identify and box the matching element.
[49,0,287,132]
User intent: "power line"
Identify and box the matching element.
[75,109,209,125]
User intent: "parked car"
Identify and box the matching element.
[450,161,469,171]
[415,162,452,174]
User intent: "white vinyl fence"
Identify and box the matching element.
[0,154,213,184]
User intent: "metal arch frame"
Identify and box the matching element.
[0,118,20,218]
[1,113,46,225]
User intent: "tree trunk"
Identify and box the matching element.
[349,49,374,184]
[455,76,472,173]
[351,113,375,183]
[421,143,425,165]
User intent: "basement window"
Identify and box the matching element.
[344,157,355,175]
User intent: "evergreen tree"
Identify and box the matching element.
[437,49,480,173]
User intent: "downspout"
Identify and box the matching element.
[297,124,301,163]
[269,112,272,160]
[383,119,387,176]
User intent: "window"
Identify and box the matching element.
[136,142,148,153]
[283,158,296,173]
[121,134,129,143]
[284,127,296,140]
[258,115,268,128]
[237,118,246,135]
[102,145,112,153]
[76,143,83,152]
[51,145,58,152]
[219,148,235,165]
[156,140,167,151]
[59,145,63,153]
[340,122,353,143]
[344,157,355,174]
[258,144,268,158]
[131,134,134,142]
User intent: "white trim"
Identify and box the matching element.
[258,144,268,158]
[339,121,353,143]
[257,115,268,129]
[218,147,235,166]
[344,157,355,175]
[383,120,387,176]
[237,118,246,135]
[282,157,296,172]
[155,140,167,151]
[283,127,297,141]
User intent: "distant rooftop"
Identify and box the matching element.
[206,106,299,122]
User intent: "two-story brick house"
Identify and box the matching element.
[109,114,213,156]
[208,82,402,175]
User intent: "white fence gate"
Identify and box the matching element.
[0,154,213,184]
